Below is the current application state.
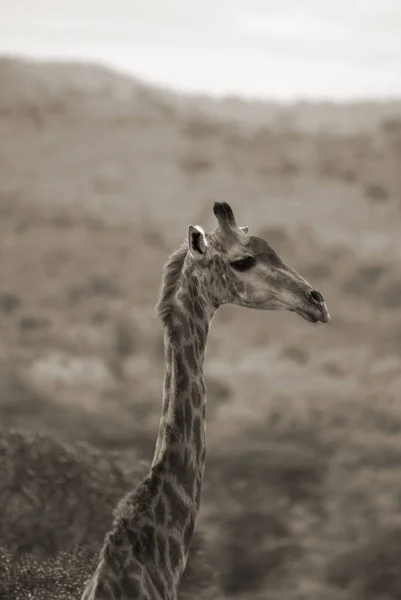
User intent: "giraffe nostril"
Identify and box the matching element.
[309,289,324,304]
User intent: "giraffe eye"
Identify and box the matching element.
[230,256,256,272]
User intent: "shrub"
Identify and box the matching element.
[217,510,299,596]
[0,292,21,314]
[113,317,137,358]
[326,526,401,599]
[0,545,97,600]
[342,265,385,299]
[19,314,50,331]
[66,276,121,304]
[183,117,219,138]
[0,427,212,595]
[0,536,215,600]
[179,154,213,176]
[364,182,389,201]
[282,345,309,365]
[209,415,329,509]
[376,279,401,309]
[280,159,300,176]
[0,428,134,556]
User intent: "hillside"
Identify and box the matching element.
[1,55,401,599]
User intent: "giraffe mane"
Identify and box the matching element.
[156,242,188,325]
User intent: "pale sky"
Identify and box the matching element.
[1,0,400,99]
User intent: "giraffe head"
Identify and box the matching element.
[186,202,330,324]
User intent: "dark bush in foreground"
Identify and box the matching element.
[0,428,142,557]
[0,427,214,598]
[0,545,97,600]
[0,534,214,600]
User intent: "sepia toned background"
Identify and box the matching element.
[1,1,401,598]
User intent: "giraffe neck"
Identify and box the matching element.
[151,275,214,572]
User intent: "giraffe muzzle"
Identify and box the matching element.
[292,288,331,324]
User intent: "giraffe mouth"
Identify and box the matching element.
[292,303,331,324]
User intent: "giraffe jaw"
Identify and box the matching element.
[292,303,331,324]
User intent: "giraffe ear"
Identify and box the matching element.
[240,226,249,234]
[188,225,207,258]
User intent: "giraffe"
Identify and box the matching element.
[81,201,330,600]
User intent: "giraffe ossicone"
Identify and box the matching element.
[81,202,330,600]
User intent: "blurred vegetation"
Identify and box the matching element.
[0,56,401,599]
